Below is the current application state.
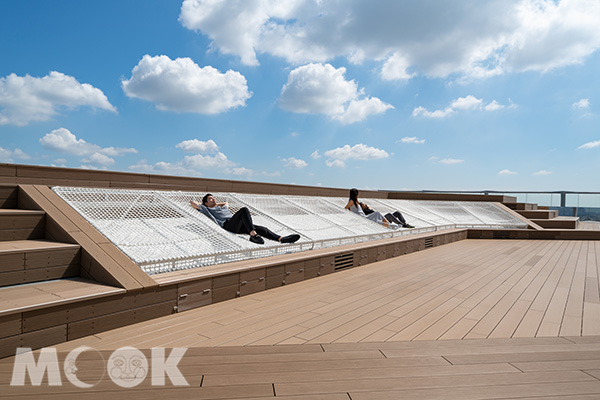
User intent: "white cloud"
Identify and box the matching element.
[82,152,115,166]
[324,143,389,161]
[451,95,483,110]
[439,158,464,165]
[533,170,552,175]
[228,167,254,176]
[129,160,197,176]
[399,136,425,144]
[39,128,136,168]
[0,147,31,163]
[414,95,507,118]
[180,0,600,80]
[176,139,219,154]
[0,71,115,126]
[326,159,345,168]
[278,63,392,124]
[311,150,321,159]
[412,106,453,119]
[122,55,252,114]
[184,152,235,169]
[498,169,517,175]
[484,100,505,111]
[572,98,590,109]
[282,157,308,168]
[381,52,415,81]
[578,140,600,149]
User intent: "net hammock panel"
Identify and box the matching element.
[52,187,527,275]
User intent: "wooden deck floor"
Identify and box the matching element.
[3,239,600,398]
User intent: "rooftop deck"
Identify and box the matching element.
[4,239,600,398]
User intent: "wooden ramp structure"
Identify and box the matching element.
[1,163,600,398]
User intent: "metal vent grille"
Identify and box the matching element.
[493,231,510,239]
[334,253,354,270]
[424,237,434,248]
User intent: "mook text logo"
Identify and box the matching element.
[10,346,189,388]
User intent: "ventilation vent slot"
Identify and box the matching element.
[493,230,509,239]
[424,237,434,248]
[334,253,354,270]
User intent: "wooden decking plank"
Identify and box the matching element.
[513,359,600,372]
[583,240,600,335]
[274,370,593,397]
[202,362,518,386]
[444,349,600,365]
[558,240,588,336]
[347,381,600,400]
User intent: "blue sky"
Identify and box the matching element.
[1,0,599,192]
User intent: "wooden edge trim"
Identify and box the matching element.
[494,202,544,230]
[154,228,469,286]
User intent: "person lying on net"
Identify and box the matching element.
[345,188,415,229]
[191,194,300,245]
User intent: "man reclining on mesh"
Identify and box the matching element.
[191,194,300,245]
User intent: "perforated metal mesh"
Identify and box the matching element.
[53,187,527,275]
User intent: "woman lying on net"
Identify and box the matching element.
[344,188,415,228]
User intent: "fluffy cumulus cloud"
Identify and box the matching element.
[180,0,600,80]
[0,147,31,163]
[0,71,115,126]
[122,55,252,114]
[278,63,393,124]
[399,136,425,144]
[130,138,253,176]
[39,128,137,166]
[323,143,388,167]
[498,169,517,175]
[282,157,308,168]
[572,98,590,109]
[578,140,600,149]
[176,139,219,154]
[413,95,510,118]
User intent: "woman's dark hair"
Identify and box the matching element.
[202,193,213,205]
[349,188,359,205]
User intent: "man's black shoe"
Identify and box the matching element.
[280,234,300,243]
[250,235,264,244]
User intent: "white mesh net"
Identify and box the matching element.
[52,187,527,275]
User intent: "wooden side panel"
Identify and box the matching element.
[18,185,157,290]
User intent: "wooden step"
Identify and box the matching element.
[0,209,45,241]
[0,240,81,287]
[531,217,579,229]
[0,278,125,357]
[504,202,538,211]
[0,185,17,209]
[516,210,558,219]
[0,278,124,318]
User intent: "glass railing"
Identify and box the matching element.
[400,191,600,222]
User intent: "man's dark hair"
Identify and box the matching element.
[202,193,213,205]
